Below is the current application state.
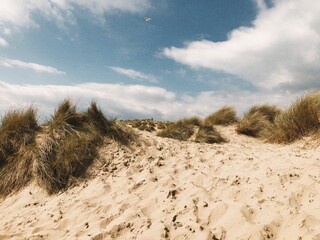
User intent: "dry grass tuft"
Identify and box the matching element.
[0,100,134,196]
[236,112,271,137]
[34,99,134,194]
[264,92,320,143]
[176,116,202,126]
[245,104,281,123]
[236,104,281,137]
[49,98,84,133]
[204,106,238,126]
[128,119,157,132]
[34,100,100,194]
[195,125,226,144]
[0,107,39,196]
[86,101,134,145]
[157,120,195,141]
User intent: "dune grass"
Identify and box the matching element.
[204,106,238,126]
[0,99,135,197]
[34,99,134,194]
[236,104,281,137]
[86,102,134,145]
[265,92,320,143]
[195,125,226,144]
[0,107,39,196]
[2,91,320,196]
[157,116,229,143]
[130,119,157,132]
[157,117,199,141]
[157,121,194,141]
[176,116,202,126]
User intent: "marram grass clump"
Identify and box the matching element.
[0,100,135,197]
[195,125,226,144]
[265,92,320,143]
[236,104,281,137]
[157,119,195,141]
[204,106,238,126]
[157,116,202,141]
[176,116,202,127]
[157,116,228,143]
[0,107,39,196]
[34,99,134,194]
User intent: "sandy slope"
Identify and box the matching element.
[0,125,319,240]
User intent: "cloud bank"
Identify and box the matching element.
[163,0,320,91]
[0,81,298,121]
[0,58,66,75]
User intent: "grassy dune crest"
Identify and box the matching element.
[204,106,238,126]
[157,118,195,141]
[195,125,226,144]
[0,100,134,197]
[157,116,226,143]
[236,104,281,137]
[265,92,320,143]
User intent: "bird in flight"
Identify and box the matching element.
[144,17,152,22]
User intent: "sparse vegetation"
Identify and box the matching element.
[236,104,281,137]
[157,120,195,141]
[2,91,320,197]
[176,116,202,126]
[129,119,157,132]
[204,106,238,126]
[195,125,226,143]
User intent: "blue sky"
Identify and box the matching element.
[0,0,319,120]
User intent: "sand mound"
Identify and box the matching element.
[0,125,319,239]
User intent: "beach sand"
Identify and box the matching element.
[0,125,319,239]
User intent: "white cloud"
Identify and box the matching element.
[110,66,159,83]
[3,28,11,35]
[163,0,320,91]
[0,58,66,75]
[254,0,268,12]
[0,81,300,121]
[0,0,151,28]
[0,37,8,47]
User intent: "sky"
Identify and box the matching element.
[0,0,319,120]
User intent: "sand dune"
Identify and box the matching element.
[0,125,319,239]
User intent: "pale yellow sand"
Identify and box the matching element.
[0,126,319,240]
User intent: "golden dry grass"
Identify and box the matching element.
[265,92,320,143]
[236,104,281,137]
[157,116,202,141]
[195,125,226,144]
[0,107,39,196]
[204,106,238,126]
[0,99,135,196]
[157,119,195,141]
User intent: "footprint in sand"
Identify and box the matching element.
[103,184,111,193]
[141,202,157,218]
[299,215,320,232]
[240,204,256,223]
[289,190,304,209]
[99,215,117,229]
[260,221,280,240]
[208,202,228,227]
